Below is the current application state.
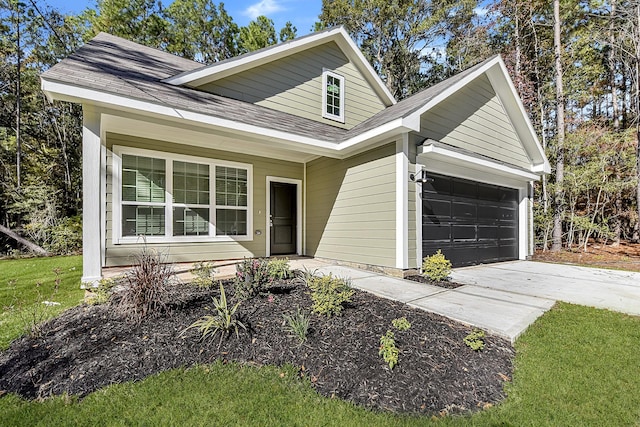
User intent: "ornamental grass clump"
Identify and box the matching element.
[283,308,311,345]
[267,258,292,281]
[421,249,452,282]
[185,283,245,342]
[307,273,355,317]
[115,247,174,323]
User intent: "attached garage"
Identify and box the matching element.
[422,173,519,267]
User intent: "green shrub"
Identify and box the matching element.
[185,283,245,341]
[464,328,486,351]
[115,247,174,322]
[234,258,271,300]
[191,262,216,288]
[421,249,452,281]
[86,277,118,305]
[379,330,399,370]
[267,258,292,281]
[306,274,355,317]
[283,308,310,345]
[391,317,411,331]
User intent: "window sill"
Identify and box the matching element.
[114,235,254,245]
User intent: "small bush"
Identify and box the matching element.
[234,258,271,300]
[379,330,399,370]
[464,329,486,351]
[267,258,292,281]
[86,277,118,305]
[307,274,355,317]
[191,261,216,288]
[283,308,310,345]
[392,317,411,331]
[422,249,452,281]
[185,283,245,341]
[115,247,174,323]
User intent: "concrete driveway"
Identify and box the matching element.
[451,261,640,316]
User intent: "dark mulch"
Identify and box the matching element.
[0,277,514,415]
[405,275,465,289]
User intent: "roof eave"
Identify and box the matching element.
[41,76,406,159]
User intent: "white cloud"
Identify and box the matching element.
[244,0,285,19]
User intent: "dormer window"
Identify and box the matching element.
[322,70,345,123]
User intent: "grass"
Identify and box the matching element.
[0,255,84,349]
[2,256,640,425]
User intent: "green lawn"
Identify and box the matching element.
[0,255,84,349]
[2,256,640,426]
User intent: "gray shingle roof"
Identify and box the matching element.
[42,32,494,144]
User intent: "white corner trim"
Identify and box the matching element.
[414,162,424,271]
[395,135,409,269]
[265,176,303,257]
[518,186,529,260]
[81,107,103,284]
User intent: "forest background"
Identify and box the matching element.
[1,0,639,256]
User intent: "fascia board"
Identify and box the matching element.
[41,77,405,158]
[486,58,550,173]
[418,143,541,182]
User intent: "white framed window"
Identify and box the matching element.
[112,146,252,244]
[322,70,345,123]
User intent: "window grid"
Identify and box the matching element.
[323,70,344,122]
[118,151,251,241]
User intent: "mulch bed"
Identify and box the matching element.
[0,277,514,416]
[404,275,465,289]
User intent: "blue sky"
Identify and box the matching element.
[44,0,323,35]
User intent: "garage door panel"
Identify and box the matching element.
[477,225,498,239]
[452,225,476,241]
[452,180,476,198]
[452,202,477,220]
[423,199,451,218]
[422,173,518,267]
[423,224,450,241]
[423,175,451,195]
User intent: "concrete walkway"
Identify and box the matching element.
[311,260,640,343]
[451,261,640,316]
[313,264,554,343]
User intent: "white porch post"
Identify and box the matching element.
[81,107,102,287]
[395,134,409,269]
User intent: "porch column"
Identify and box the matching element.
[81,107,102,287]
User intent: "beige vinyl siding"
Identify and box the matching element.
[105,133,303,267]
[420,75,531,169]
[200,42,386,130]
[306,143,396,267]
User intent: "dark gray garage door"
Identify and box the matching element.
[422,173,518,267]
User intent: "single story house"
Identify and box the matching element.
[40,26,550,286]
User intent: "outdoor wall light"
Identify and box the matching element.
[409,169,434,183]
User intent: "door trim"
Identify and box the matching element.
[266,176,303,257]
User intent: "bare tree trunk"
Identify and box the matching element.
[0,224,49,255]
[552,0,566,251]
[636,3,640,243]
[611,0,623,246]
[14,3,21,189]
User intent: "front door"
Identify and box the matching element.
[270,182,297,255]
